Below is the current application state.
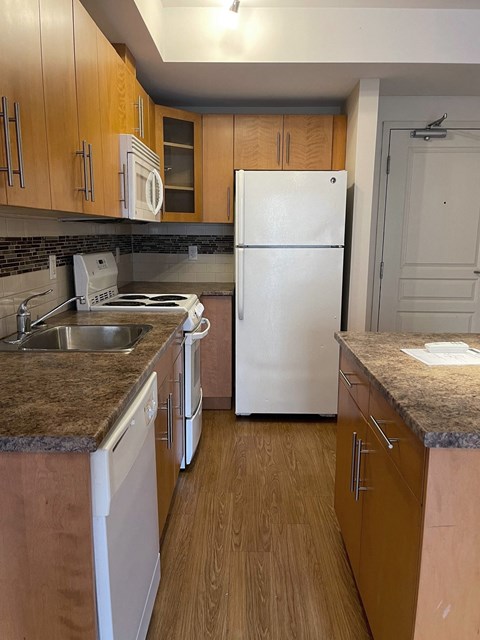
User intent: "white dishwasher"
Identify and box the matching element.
[91,372,160,640]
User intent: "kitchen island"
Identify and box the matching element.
[0,309,187,640]
[335,331,480,640]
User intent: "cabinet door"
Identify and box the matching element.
[202,114,234,223]
[200,296,232,410]
[40,0,83,213]
[156,105,203,222]
[73,0,105,215]
[283,115,333,170]
[97,30,124,218]
[154,365,175,538]
[334,377,367,581]
[358,423,422,640]
[234,115,283,170]
[0,0,51,208]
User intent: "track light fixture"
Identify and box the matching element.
[229,0,240,13]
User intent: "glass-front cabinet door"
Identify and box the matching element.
[156,105,202,222]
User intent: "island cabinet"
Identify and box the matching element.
[0,0,51,209]
[156,105,203,222]
[154,327,185,536]
[202,114,234,224]
[200,295,233,410]
[336,345,480,640]
[234,114,347,171]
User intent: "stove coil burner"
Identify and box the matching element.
[118,294,150,300]
[146,302,180,307]
[150,295,188,302]
[103,301,146,307]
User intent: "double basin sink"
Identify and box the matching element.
[1,324,152,353]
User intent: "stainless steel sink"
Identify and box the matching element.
[5,324,153,352]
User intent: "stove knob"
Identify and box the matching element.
[145,402,156,423]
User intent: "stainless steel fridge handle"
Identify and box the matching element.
[236,170,245,246]
[237,248,244,321]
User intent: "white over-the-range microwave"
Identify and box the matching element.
[119,134,163,222]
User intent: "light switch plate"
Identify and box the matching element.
[188,245,198,261]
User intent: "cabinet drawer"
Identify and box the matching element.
[369,388,426,503]
[339,350,370,418]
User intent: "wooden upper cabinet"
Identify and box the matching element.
[0,0,51,209]
[39,0,83,213]
[283,115,333,170]
[202,114,234,224]
[234,115,283,170]
[97,30,124,217]
[73,0,105,215]
[234,113,347,171]
[156,105,202,222]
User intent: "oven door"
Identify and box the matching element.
[184,318,210,418]
[127,153,163,222]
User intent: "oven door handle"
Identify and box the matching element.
[188,317,211,342]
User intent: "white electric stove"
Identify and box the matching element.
[73,252,209,466]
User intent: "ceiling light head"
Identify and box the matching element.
[229,0,240,13]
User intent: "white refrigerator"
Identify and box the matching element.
[235,170,347,416]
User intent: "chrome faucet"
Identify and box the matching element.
[16,290,86,338]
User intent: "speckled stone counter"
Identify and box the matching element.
[120,281,234,297]
[0,310,186,453]
[336,331,480,448]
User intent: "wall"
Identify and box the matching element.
[344,79,380,331]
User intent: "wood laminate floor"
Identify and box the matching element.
[147,411,372,640]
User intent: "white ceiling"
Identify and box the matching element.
[82,0,480,106]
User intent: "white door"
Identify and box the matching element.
[235,247,343,415]
[377,129,480,332]
[235,170,347,246]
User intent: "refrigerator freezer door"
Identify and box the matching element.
[235,170,347,247]
[235,247,343,415]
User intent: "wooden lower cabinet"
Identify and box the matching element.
[336,347,480,640]
[154,330,184,536]
[200,295,233,410]
[358,422,422,640]
[334,377,367,581]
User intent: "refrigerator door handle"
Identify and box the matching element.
[235,170,245,246]
[237,247,245,320]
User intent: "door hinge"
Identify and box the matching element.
[386,155,391,175]
[380,261,384,279]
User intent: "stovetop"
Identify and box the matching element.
[99,293,196,310]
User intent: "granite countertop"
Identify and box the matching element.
[336,331,480,449]
[0,309,187,453]
[121,281,234,297]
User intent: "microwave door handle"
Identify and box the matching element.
[145,171,154,214]
[152,168,163,216]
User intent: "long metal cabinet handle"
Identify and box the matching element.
[0,96,14,186]
[370,415,397,450]
[76,140,89,201]
[339,369,363,387]
[350,431,357,493]
[276,132,281,165]
[354,439,364,502]
[134,96,141,135]
[13,102,25,188]
[286,132,291,165]
[227,187,231,220]
[88,143,95,201]
[167,392,173,449]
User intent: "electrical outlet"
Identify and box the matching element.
[115,247,120,263]
[49,255,57,280]
[188,245,198,261]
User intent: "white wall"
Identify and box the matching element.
[344,79,380,330]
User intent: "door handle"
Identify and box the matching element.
[350,431,357,493]
[87,143,95,201]
[0,96,14,186]
[12,102,25,188]
[227,186,231,221]
[119,163,128,208]
[237,248,245,321]
[276,132,281,165]
[369,415,399,450]
[286,132,291,165]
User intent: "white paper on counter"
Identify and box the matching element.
[401,348,480,366]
